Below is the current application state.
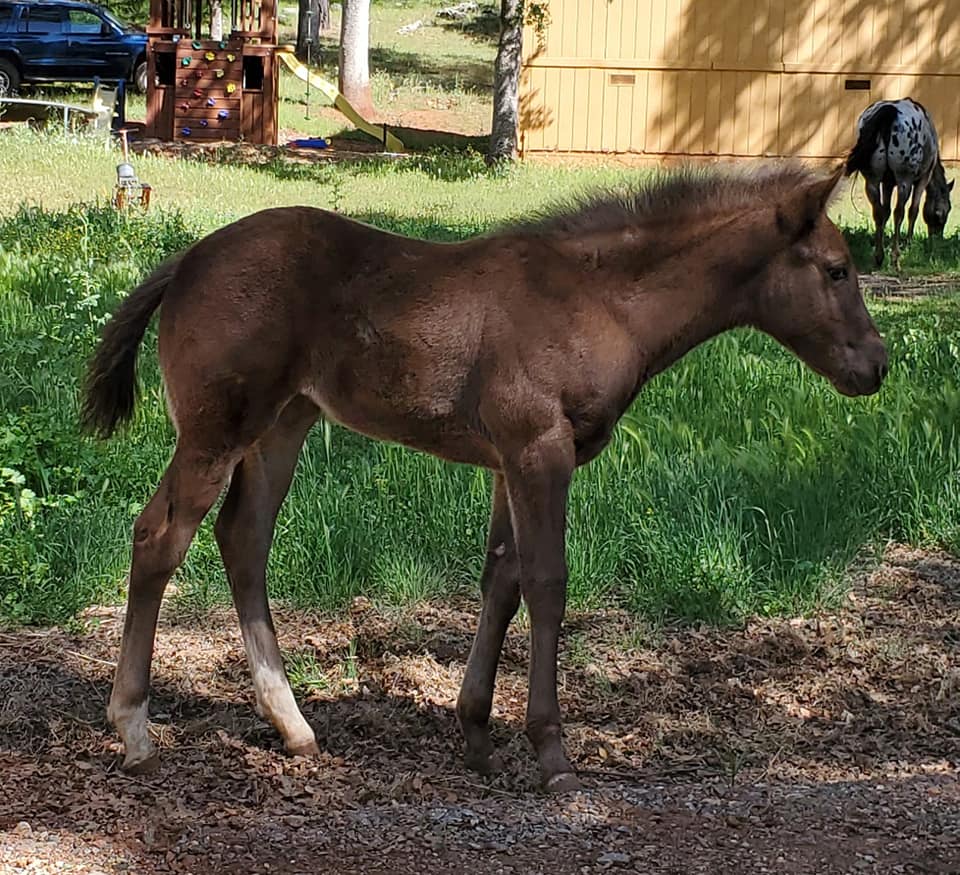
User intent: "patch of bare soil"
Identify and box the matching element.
[128,133,403,167]
[859,274,959,298]
[1,544,958,874]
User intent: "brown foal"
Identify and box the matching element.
[83,162,888,792]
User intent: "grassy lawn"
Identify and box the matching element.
[1,181,958,627]
[0,126,634,228]
[1,2,959,630]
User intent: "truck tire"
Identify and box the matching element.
[0,58,20,96]
[133,58,147,94]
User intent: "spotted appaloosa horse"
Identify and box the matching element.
[846,97,953,268]
[83,162,888,793]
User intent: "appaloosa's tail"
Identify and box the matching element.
[846,103,898,177]
[81,255,181,439]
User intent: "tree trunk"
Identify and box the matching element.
[296,0,330,61]
[339,0,374,117]
[488,0,523,163]
[210,0,223,40]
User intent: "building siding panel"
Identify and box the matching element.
[520,0,960,160]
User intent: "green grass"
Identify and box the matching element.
[1,187,959,628]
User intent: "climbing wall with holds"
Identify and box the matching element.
[173,39,243,142]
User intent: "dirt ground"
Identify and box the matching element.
[1,544,958,874]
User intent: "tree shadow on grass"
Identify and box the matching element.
[370,46,493,93]
[434,3,501,45]
[308,38,493,93]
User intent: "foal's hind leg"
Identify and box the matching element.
[457,473,521,775]
[213,396,320,757]
[108,448,235,772]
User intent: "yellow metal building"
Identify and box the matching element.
[518,0,960,160]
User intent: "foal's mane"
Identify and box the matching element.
[509,162,826,237]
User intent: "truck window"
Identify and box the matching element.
[23,6,64,33]
[0,4,14,31]
[68,9,104,33]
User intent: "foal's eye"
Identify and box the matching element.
[827,266,848,282]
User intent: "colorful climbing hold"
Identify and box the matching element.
[206,97,216,107]
[200,119,209,127]
[225,82,236,94]
[217,109,230,120]
[181,127,192,136]
[193,89,202,98]
[205,51,215,61]
[192,40,202,50]
[226,53,236,62]
[218,40,227,49]
[181,57,191,66]
[215,69,225,78]
[179,102,190,110]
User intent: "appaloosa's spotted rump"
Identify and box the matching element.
[846,97,953,267]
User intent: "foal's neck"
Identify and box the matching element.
[578,210,770,379]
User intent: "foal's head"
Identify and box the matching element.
[757,165,888,397]
[923,162,954,238]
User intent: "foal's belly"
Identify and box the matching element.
[303,353,501,470]
[313,396,501,469]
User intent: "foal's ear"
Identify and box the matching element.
[776,163,845,241]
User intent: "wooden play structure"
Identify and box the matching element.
[145,0,280,144]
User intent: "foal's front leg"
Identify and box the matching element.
[502,423,581,792]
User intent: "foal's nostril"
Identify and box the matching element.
[877,361,889,382]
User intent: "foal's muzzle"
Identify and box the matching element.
[833,339,889,397]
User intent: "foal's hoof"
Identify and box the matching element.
[121,750,160,775]
[464,749,505,776]
[287,739,321,759]
[543,771,583,794]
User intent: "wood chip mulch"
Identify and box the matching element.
[1,544,958,874]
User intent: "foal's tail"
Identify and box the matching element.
[81,255,181,439]
[845,103,898,177]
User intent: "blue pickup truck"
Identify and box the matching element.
[0,0,147,96]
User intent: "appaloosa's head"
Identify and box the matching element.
[758,164,888,397]
[923,162,954,238]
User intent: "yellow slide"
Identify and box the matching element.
[277,48,404,152]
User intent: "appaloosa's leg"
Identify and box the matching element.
[906,185,923,242]
[456,473,521,775]
[866,179,889,267]
[502,423,580,793]
[108,448,234,772]
[892,179,912,269]
[214,396,320,757]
